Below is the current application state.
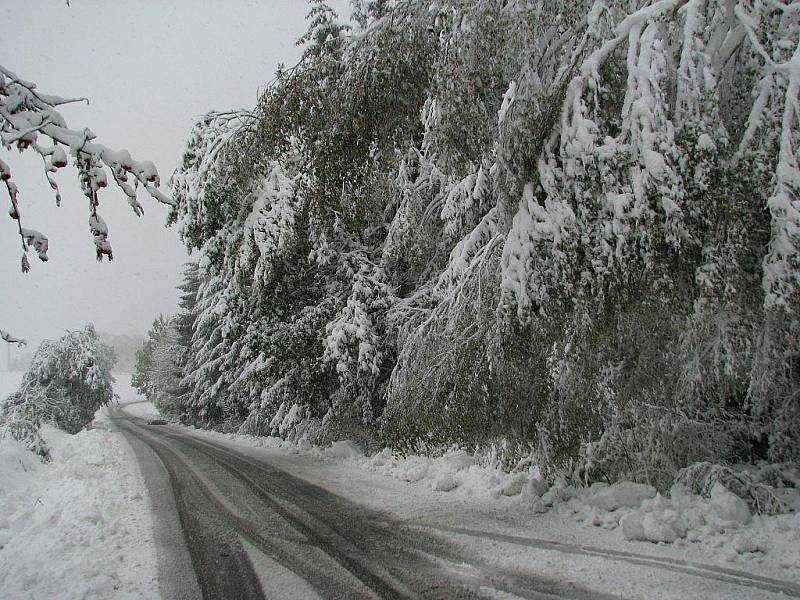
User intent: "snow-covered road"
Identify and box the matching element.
[2,372,798,600]
[111,406,617,599]
[110,405,800,599]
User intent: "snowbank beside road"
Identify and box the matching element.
[172,418,800,593]
[0,409,159,600]
[120,398,800,597]
[352,449,800,576]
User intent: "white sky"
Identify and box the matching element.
[1,0,350,351]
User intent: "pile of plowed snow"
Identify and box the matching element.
[0,409,158,600]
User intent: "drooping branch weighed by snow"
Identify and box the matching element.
[761,33,800,309]
[159,0,800,478]
[0,63,174,269]
[1,328,26,346]
[500,0,800,319]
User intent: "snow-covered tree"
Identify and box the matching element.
[1,64,173,270]
[168,111,251,252]
[493,0,800,480]
[323,260,393,423]
[132,315,184,415]
[166,0,799,483]
[1,324,116,458]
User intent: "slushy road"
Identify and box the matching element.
[109,407,618,600]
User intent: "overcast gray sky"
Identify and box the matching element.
[1,0,350,352]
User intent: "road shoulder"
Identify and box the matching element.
[177,423,800,600]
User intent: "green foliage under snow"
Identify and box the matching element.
[147,0,799,489]
[1,324,116,459]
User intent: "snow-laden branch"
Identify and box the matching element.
[1,329,26,346]
[734,2,795,73]
[500,0,800,319]
[762,36,800,308]
[0,63,173,268]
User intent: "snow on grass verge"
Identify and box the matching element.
[0,408,159,600]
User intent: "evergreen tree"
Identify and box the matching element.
[132,315,183,415]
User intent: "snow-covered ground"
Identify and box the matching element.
[172,418,800,599]
[0,373,159,600]
[3,371,799,599]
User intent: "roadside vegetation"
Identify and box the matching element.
[2,324,116,459]
[134,0,800,501]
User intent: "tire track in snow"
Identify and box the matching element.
[147,422,611,600]
[112,409,620,600]
[409,523,800,598]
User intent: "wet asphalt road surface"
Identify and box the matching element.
[109,407,620,600]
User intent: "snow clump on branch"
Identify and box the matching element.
[0,63,174,270]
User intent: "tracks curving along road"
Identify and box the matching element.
[109,407,800,600]
[109,407,619,600]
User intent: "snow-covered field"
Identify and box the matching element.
[0,373,159,600]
